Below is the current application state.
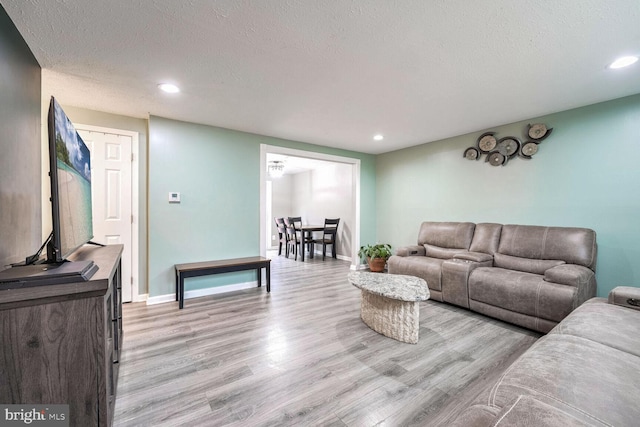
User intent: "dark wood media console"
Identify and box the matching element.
[0,244,123,427]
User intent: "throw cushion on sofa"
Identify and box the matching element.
[494,253,565,275]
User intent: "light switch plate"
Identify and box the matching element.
[169,192,181,203]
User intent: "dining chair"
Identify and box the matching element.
[284,217,303,261]
[288,216,314,258]
[287,216,302,228]
[274,217,288,256]
[313,218,340,260]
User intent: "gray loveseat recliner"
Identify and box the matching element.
[388,222,597,332]
[449,287,640,426]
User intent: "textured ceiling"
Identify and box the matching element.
[2,0,639,154]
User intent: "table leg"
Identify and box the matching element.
[257,268,262,287]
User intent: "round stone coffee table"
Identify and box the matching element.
[348,271,429,344]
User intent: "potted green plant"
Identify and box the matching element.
[358,243,393,272]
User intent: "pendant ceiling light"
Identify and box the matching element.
[268,160,285,178]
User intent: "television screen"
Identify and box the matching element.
[47,97,94,262]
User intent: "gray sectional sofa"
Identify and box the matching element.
[449,287,640,426]
[388,222,598,333]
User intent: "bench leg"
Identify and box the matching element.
[179,276,185,309]
[257,268,262,288]
[266,264,271,292]
[176,271,179,301]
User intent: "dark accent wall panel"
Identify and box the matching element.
[0,5,42,267]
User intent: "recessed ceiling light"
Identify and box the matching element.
[373,134,384,141]
[608,56,639,69]
[158,83,180,93]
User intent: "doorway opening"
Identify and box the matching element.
[260,144,361,268]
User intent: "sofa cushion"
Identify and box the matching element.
[450,396,606,427]
[454,251,493,263]
[417,222,475,249]
[470,300,559,333]
[608,286,640,311]
[387,256,444,291]
[494,395,608,427]
[494,253,565,275]
[423,244,467,259]
[551,299,640,357]
[487,334,640,427]
[469,223,502,255]
[469,267,576,322]
[448,404,501,427]
[498,225,597,269]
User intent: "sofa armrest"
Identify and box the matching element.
[608,286,640,311]
[544,264,597,307]
[442,258,493,308]
[395,245,425,257]
[453,251,493,263]
[544,264,593,287]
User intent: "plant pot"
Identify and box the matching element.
[367,257,387,273]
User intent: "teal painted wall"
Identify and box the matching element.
[376,94,640,297]
[148,116,376,297]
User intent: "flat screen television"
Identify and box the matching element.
[46,96,94,263]
[0,97,98,286]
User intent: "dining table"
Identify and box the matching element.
[299,225,325,260]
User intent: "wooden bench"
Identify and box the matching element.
[175,256,271,309]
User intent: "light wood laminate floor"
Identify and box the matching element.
[114,252,540,426]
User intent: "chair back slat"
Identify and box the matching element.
[274,218,287,235]
[310,218,340,260]
[284,217,300,242]
[323,218,340,238]
[287,216,302,228]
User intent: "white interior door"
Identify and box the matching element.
[78,128,133,302]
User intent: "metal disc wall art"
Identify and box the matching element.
[463,123,552,166]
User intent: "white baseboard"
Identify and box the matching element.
[146,293,175,305]
[146,280,259,305]
[337,254,351,262]
[308,248,351,262]
[132,293,148,303]
[270,246,352,262]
